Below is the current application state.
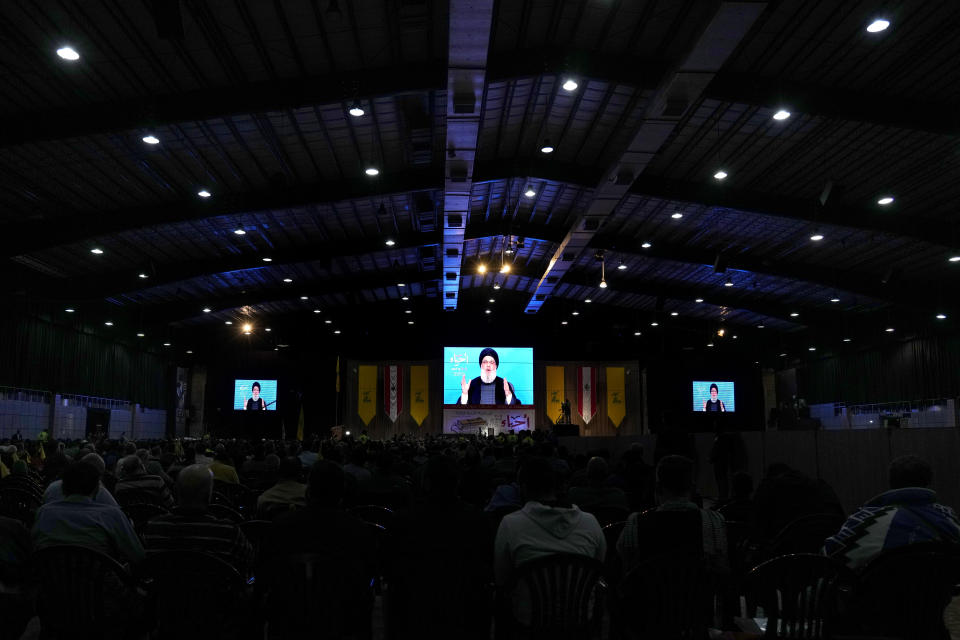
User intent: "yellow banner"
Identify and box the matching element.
[606,367,626,428]
[357,365,377,425]
[409,365,429,426]
[545,366,565,423]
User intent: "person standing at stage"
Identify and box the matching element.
[702,383,726,412]
[458,348,521,406]
[246,382,266,410]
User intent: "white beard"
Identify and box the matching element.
[480,371,497,384]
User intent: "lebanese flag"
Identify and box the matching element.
[577,367,598,423]
[385,365,404,422]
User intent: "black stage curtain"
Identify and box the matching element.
[796,335,960,404]
[0,313,168,408]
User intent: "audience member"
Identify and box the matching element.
[114,454,174,509]
[343,447,372,489]
[256,456,307,517]
[825,455,960,569]
[752,463,843,541]
[42,452,117,506]
[567,456,628,510]
[209,447,240,484]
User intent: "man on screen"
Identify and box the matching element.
[459,348,521,405]
[702,383,726,412]
[246,381,266,410]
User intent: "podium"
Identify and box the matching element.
[552,423,579,437]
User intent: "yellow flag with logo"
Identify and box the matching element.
[296,404,305,441]
[545,366,565,423]
[409,365,429,426]
[606,367,626,428]
[357,365,377,425]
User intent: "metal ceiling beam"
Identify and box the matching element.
[705,72,960,135]
[442,0,495,311]
[522,1,768,313]
[4,167,441,259]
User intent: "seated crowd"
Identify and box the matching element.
[0,431,958,639]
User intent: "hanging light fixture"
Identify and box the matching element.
[599,256,607,289]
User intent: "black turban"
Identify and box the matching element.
[478,347,499,367]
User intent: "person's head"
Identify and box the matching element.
[889,455,933,489]
[655,455,695,503]
[586,456,609,487]
[118,454,145,479]
[710,383,719,400]
[62,461,100,498]
[732,472,753,500]
[80,452,106,476]
[518,456,557,502]
[136,448,149,464]
[478,348,499,384]
[422,454,459,499]
[150,445,162,458]
[306,461,344,507]
[279,456,303,481]
[176,464,214,509]
[123,442,137,456]
[251,382,261,400]
[265,453,281,471]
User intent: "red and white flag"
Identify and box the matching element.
[577,366,598,423]
[385,365,404,422]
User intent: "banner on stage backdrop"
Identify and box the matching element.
[357,365,377,425]
[384,365,404,423]
[442,406,536,435]
[409,365,429,426]
[545,366,565,423]
[606,367,625,428]
[577,367,598,424]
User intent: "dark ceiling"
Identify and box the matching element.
[3,0,960,361]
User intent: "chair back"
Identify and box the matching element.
[0,487,39,527]
[616,552,721,640]
[213,481,251,510]
[856,542,960,640]
[121,503,169,539]
[208,502,244,522]
[744,553,857,639]
[0,474,43,500]
[140,550,247,640]
[508,553,604,640]
[33,545,137,636]
[767,513,844,558]
[602,520,627,583]
[348,504,396,529]
[582,504,631,527]
[238,519,273,560]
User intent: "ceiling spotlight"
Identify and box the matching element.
[477,264,487,274]
[313,309,321,314]
[186,350,194,354]
[757,324,765,329]
[404,309,412,314]
[197,190,212,198]
[333,330,341,334]
[385,239,396,247]
[584,298,592,304]
[104,321,113,326]
[489,298,495,303]
[617,261,627,271]
[493,282,501,290]
[262,257,272,262]
[641,242,652,249]
[243,323,253,332]
[65,308,75,313]
[843,338,852,343]
[724,277,734,287]
[885,327,895,333]
[540,140,554,154]
[808,346,817,351]
[599,279,607,289]
[136,333,145,338]
[695,298,704,303]
[828,297,840,303]
[707,343,714,348]
[234,229,246,235]
[936,313,948,320]
[651,321,659,327]
[772,109,791,121]
[365,167,379,176]
[325,319,332,324]
[562,78,578,92]
[949,256,960,263]
[163,342,171,347]
[485,309,491,314]
[524,187,536,198]
[670,311,678,316]
[300,296,308,300]
[348,102,365,117]
[717,328,725,337]
[142,135,160,145]
[225,321,233,325]
[283,278,293,283]
[634,331,641,336]
[572,311,580,316]
[397,282,406,288]
[790,312,799,317]
[866,18,890,32]
[203,307,212,313]
[57,46,80,61]
[671,212,683,220]
[500,264,511,274]
[714,170,728,181]
[138,272,149,279]
[402,295,410,301]
[877,196,894,205]
[265,328,271,332]
[561,320,568,325]
[810,232,824,242]
[91,248,104,254]
[779,352,787,357]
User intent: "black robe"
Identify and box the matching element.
[458,376,521,405]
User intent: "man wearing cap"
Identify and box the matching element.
[458,348,521,405]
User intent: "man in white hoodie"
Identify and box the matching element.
[493,455,606,587]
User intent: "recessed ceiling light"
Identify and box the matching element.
[634,331,641,336]
[772,109,791,121]
[493,282,501,290]
[348,102,364,117]
[104,321,113,326]
[333,330,341,334]
[138,272,149,279]
[866,18,890,33]
[397,283,406,288]
[714,170,728,181]
[90,248,104,254]
[885,327,895,333]
[407,321,414,325]
[186,350,193,354]
[617,263,627,270]
[225,321,233,325]
[325,319,332,324]
[562,78,578,92]
[843,338,852,342]
[65,308,75,313]
[572,311,579,316]
[641,242,652,249]
[202,307,212,313]
[561,320,568,325]
[136,333,145,337]
[671,212,683,219]
[197,190,211,198]
[779,352,787,357]
[405,309,412,314]
[598,280,607,289]
[283,278,293,283]
[830,297,840,303]
[724,278,734,287]
[790,312,799,317]
[584,298,592,303]
[142,135,160,145]
[500,264,511,274]
[948,256,960,263]
[385,239,395,246]
[707,343,714,347]
[262,257,272,262]
[524,188,536,198]
[488,298,495,303]
[733,335,738,339]
[313,309,321,314]
[650,322,659,327]
[936,313,947,320]
[300,296,308,300]
[540,142,554,154]
[234,229,246,235]
[810,233,824,242]
[477,264,487,274]
[757,324,765,329]
[670,311,678,316]
[695,298,704,303]
[877,196,894,205]
[485,309,491,314]
[163,342,171,347]
[56,46,80,61]
[265,328,271,332]
[365,167,379,176]
[808,346,816,351]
